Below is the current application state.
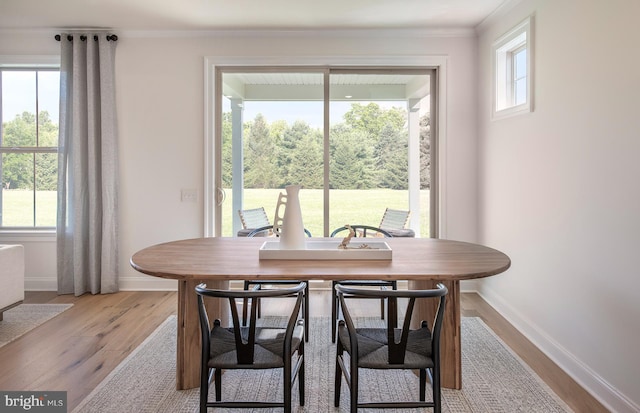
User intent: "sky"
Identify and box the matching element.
[1,71,60,125]
[224,99,418,129]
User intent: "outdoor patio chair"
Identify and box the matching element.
[237,207,271,237]
[378,208,414,237]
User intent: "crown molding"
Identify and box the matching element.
[475,0,527,33]
[121,27,476,39]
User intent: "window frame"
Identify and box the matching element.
[0,55,60,233]
[492,16,534,120]
[204,55,449,240]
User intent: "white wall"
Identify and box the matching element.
[476,1,640,411]
[0,30,480,290]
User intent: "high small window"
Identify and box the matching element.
[0,63,60,229]
[492,16,533,119]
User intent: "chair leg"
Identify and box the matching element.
[284,353,292,413]
[304,282,310,342]
[299,340,305,406]
[334,341,343,407]
[432,366,442,413]
[331,281,338,343]
[199,366,210,413]
[419,368,426,401]
[390,281,398,329]
[214,368,222,402]
[242,280,250,326]
[350,353,358,413]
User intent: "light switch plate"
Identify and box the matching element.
[181,189,197,202]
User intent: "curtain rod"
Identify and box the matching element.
[55,34,118,42]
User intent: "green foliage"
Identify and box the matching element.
[343,103,406,139]
[221,112,233,187]
[244,114,279,188]
[420,113,431,189]
[224,102,417,190]
[375,124,408,189]
[329,124,375,189]
[287,130,323,188]
[1,111,58,190]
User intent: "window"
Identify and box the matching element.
[492,16,533,119]
[0,60,60,229]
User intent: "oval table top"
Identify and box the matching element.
[130,236,511,282]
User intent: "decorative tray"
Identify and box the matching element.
[259,240,392,260]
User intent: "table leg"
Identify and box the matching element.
[176,279,229,390]
[408,279,461,389]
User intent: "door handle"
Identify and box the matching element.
[216,187,226,206]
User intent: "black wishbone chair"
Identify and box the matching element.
[195,282,306,413]
[334,283,448,413]
[330,225,396,343]
[243,224,312,341]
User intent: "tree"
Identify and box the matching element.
[279,120,319,186]
[244,114,279,188]
[1,111,58,190]
[329,125,375,189]
[343,103,406,140]
[288,132,323,188]
[221,112,233,187]
[419,113,431,189]
[374,124,408,189]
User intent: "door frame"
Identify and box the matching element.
[204,55,448,238]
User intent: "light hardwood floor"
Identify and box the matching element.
[0,290,607,412]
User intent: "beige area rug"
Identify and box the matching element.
[0,303,74,348]
[73,316,573,413]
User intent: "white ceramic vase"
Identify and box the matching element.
[273,185,306,250]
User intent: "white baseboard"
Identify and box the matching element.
[25,275,180,291]
[119,276,178,291]
[24,277,58,291]
[478,288,638,413]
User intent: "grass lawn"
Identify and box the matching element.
[1,189,56,227]
[222,188,430,237]
[2,188,430,236]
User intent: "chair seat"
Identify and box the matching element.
[337,326,435,369]
[210,323,304,369]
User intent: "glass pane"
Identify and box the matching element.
[419,97,432,238]
[221,72,324,237]
[35,152,57,226]
[38,71,60,146]
[1,152,34,226]
[1,71,37,147]
[514,49,527,80]
[329,73,431,237]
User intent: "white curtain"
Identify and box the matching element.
[56,32,119,296]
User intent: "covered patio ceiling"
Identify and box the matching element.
[222,72,431,102]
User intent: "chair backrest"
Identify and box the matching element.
[330,225,391,238]
[238,207,270,229]
[335,283,447,365]
[247,225,312,238]
[195,282,305,364]
[379,208,410,231]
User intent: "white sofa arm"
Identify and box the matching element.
[0,244,25,313]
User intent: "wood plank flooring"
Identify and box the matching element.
[0,290,607,412]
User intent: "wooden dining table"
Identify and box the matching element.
[130,236,510,390]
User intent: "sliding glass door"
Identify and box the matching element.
[215,67,436,238]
